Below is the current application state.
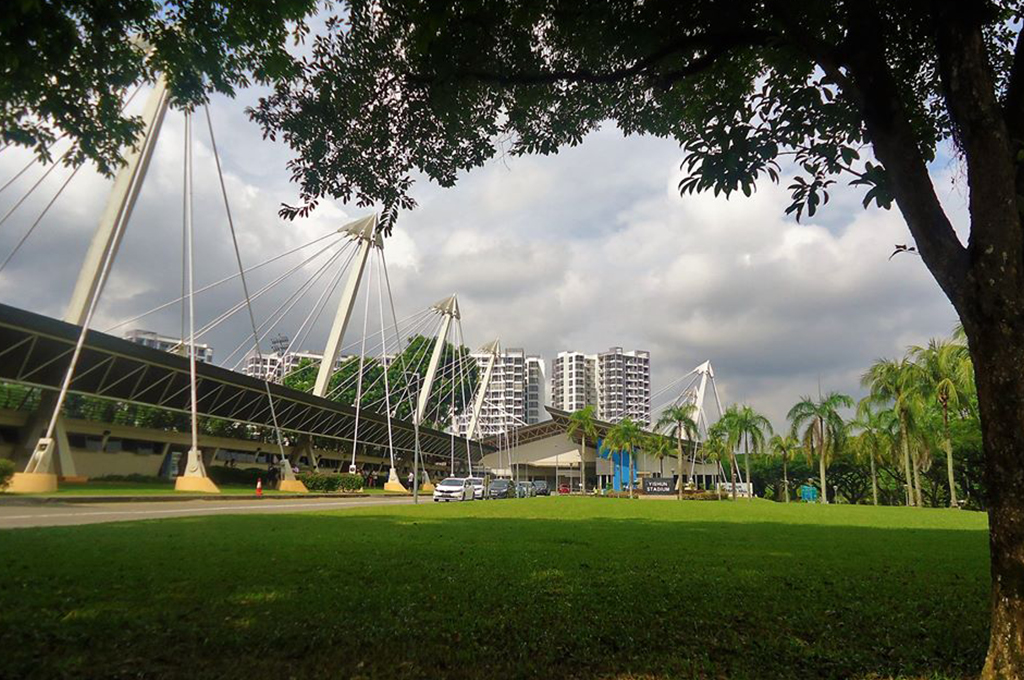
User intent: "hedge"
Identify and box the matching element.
[207,466,265,487]
[0,458,15,490]
[297,472,364,492]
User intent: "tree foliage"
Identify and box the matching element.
[2,0,317,175]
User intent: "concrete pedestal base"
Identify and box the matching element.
[277,479,309,493]
[421,482,436,492]
[174,476,221,493]
[7,472,58,494]
[384,467,408,493]
[59,475,89,484]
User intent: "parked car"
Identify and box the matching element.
[532,480,550,496]
[433,477,474,502]
[558,483,570,495]
[516,481,537,498]
[467,477,486,500]
[488,479,515,499]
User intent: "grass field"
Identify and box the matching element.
[0,498,990,679]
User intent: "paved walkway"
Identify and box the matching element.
[0,496,416,529]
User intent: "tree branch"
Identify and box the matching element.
[829,1,970,309]
[405,29,772,88]
[931,0,1022,298]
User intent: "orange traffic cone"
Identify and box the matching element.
[256,478,263,497]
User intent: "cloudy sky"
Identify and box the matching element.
[0,85,967,428]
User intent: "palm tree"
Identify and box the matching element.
[910,338,974,507]
[721,404,773,500]
[601,418,645,498]
[566,406,598,495]
[768,434,800,503]
[849,400,897,506]
[646,433,674,485]
[702,422,730,499]
[656,403,699,500]
[787,391,853,504]
[862,357,923,507]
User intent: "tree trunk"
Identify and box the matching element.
[818,417,828,505]
[580,435,585,495]
[943,408,958,508]
[870,451,879,506]
[783,457,789,503]
[677,426,684,500]
[730,452,737,501]
[968,329,1024,679]
[744,434,752,500]
[899,415,914,507]
[912,455,924,508]
[629,453,635,499]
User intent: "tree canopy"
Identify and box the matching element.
[2,0,316,174]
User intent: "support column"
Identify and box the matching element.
[174,446,221,493]
[11,81,171,495]
[464,339,499,441]
[415,295,460,426]
[66,79,170,325]
[312,214,381,398]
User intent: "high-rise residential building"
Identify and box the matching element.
[551,347,651,427]
[123,329,214,364]
[241,335,347,383]
[597,347,651,426]
[456,347,546,437]
[551,351,598,414]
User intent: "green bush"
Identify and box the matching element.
[91,474,166,484]
[208,466,264,487]
[298,472,363,492]
[0,458,15,490]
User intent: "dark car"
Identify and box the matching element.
[531,480,550,496]
[488,479,515,499]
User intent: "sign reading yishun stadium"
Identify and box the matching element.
[642,478,675,495]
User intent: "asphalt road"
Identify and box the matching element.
[0,496,417,529]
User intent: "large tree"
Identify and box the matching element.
[787,392,854,505]
[721,404,773,500]
[656,403,699,499]
[910,337,976,507]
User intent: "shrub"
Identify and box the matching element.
[298,472,363,493]
[0,458,15,490]
[208,466,264,487]
[92,474,166,484]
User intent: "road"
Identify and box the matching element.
[0,496,417,529]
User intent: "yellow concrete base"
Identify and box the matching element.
[7,472,58,494]
[174,475,221,494]
[277,479,309,493]
[421,482,436,493]
[384,481,409,493]
[59,475,89,484]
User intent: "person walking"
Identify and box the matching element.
[407,469,415,490]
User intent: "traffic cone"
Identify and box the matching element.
[256,478,263,497]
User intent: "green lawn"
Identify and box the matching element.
[0,498,990,679]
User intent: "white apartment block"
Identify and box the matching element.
[551,347,651,427]
[123,329,214,364]
[456,347,546,437]
[241,349,347,383]
[551,351,598,414]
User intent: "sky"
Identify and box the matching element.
[0,86,969,429]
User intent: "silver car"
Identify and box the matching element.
[467,477,486,500]
[433,477,474,502]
